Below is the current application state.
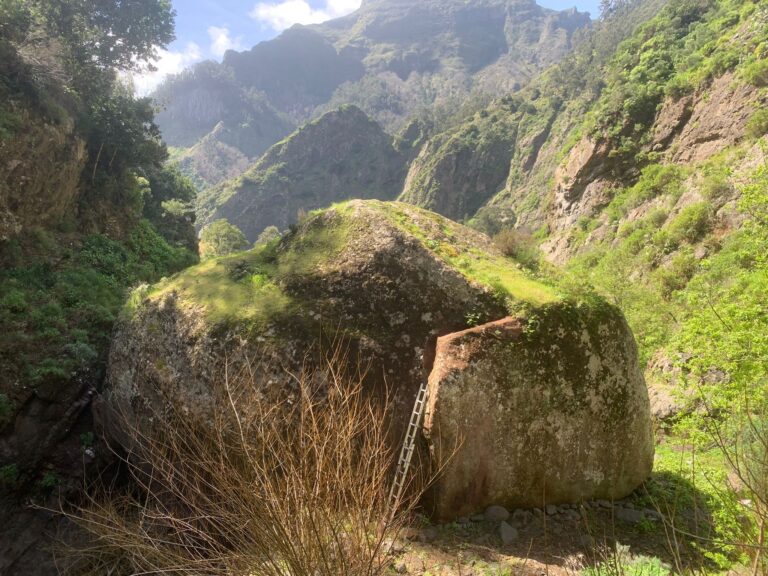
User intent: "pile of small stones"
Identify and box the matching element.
[416,501,664,546]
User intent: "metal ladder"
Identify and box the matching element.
[388,379,429,515]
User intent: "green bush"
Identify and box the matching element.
[126,219,197,281]
[742,58,768,87]
[634,164,686,201]
[607,164,685,222]
[583,548,671,576]
[0,289,27,313]
[0,218,196,388]
[493,228,541,270]
[200,219,250,260]
[665,73,695,99]
[0,107,20,140]
[78,234,130,281]
[746,109,768,139]
[30,358,71,382]
[700,166,733,199]
[666,202,713,245]
[256,226,282,246]
[0,464,19,487]
[654,250,699,297]
[39,471,59,490]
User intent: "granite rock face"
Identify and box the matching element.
[424,313,654,521]
[102,200,651,520]
[0,109,85,241]
[101,200,531,439]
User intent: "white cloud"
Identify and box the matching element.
[249,0,362,32]
[326,0,363,15]
[208,26,245,58]
[130,42,204,96]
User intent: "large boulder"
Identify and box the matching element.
[424,314,654,521]
[101,200,652,513]
[102,200,553,435]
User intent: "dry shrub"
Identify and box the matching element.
[493,228,541,269]
[712,406,768,575]
[62,349,422,575]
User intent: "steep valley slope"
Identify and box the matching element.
[197,105,412,241]
[397,0,768,375]
[3,0,768,574]
[155,0,592,190]
[0,8,199,574]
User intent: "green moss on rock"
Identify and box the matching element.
[425,304,653,520]
[105,201,630,468]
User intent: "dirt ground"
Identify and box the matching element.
[386,499,707,576]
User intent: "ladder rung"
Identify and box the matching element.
[389,380,431,516]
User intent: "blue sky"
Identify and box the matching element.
[134,0,601,94]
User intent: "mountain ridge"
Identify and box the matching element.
[155,0,592,188]
[198,105,410,241]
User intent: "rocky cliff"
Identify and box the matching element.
[155,0,590,190]
[173,122,252,189]
[0,104,86,241]
[0,25,199,574]
[154,62,294,152]
[399,0,768,257]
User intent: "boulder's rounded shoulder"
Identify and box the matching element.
[136,200,559,331]
[424,305,654,520]
[104,200,559,433]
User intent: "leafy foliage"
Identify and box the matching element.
[493,228,541,270]
[0,0,199,483]
[747,109,768,140]
[255,225,281,246]
[743,58,768,87]
[580,0,768,167]
[566,150,768,569]
[15,0,175,72]
[0,224,196,389]
[199,219,250,260]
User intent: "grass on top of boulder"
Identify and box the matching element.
[355,201,559,307]
[141,201,565,331]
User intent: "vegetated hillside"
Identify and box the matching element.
[403,0,768,570]
[170,122,252,189]
[199,105,412,241]
[154,61,294,153]
[0,3,199,573]
[154,0,591,189]
[404,0,767,238]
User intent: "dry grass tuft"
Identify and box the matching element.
[61,348,422,575]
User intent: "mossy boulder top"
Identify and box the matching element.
[104,200,559,426]
[102,200,651,508]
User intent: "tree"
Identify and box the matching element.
[200,220,250,260]
[32,0,176,71]
[255,226,281,246]
[0,0,32,43]
[141,165,198,253]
